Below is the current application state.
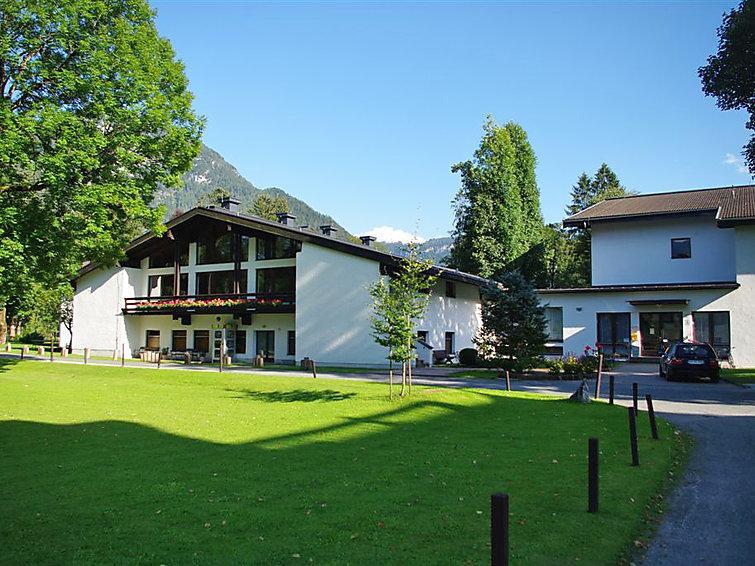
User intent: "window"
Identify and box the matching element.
[256,236,299,260]
[544,307,563,342]
[149,241,189,268]
[445,332,455,354]
[671,238,691,259]
[196,270,248,295]
[236,330,247,355]
[193,330,210,353]
[445,281,456,298]
[256,267,296,295]
[287,330,296,356]
[148,275,160,297]
[146,330,160,351]
[693,311,730,358]
[161,273,188,296]
[197,233,249,264]
[417,330,429,343]
[172,330,187,351]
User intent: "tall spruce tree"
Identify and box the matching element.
[564,164,632,286]
[448,116,543,278]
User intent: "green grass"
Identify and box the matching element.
[0,359,685,564]
[721,367,755,385]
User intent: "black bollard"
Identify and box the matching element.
[646,394,659,440]
[588,437,599,513]
[609,375,615,405]
[628,406,640,466]
[491,492,509,566]
[632,382,638,414]
[505,370,511,392]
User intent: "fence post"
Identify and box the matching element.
[21,345,27,359]
[632,382,638,414]
[609,375,615,405]
[505,370,511,392]
[588,438,599,513]
[628,406,640,466]
[491,492,509,566]
[312,360,317,379]
[50,335,54,363]
[121,344,125,368]
[645,394,659,440]
[157,351,161,369]
[84,347,89,364]
[594,354,603,399]
[37,345,44,357]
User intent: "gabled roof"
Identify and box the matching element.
[563,184,755,228]
[76,206,490,287]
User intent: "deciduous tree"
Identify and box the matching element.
[0,0,203,317]
[699,0,755,176]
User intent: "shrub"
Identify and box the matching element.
[458,348,479,367]
[546,358,563,376]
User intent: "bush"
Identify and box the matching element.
[15,331,46,345]
[546,358,564,376]
[458,348,479,367]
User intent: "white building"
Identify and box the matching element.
[540,184,755,368]
[65,198,485,366]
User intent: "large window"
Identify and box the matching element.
[147,274,188,297]
[256,236,299,260]
[149,241,189,268]
[671,238,691,259]
[693,311,730,358]
[193,330,210,353]
[172,330,187,351]
[197,233,249,264]
[196,270,248,295]
[544,307,563,342]
[597,313,631,357]
[146,330,160,351]
[256,267,296,294]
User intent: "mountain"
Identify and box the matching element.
[153,144,350,237]
[381,236,453,264]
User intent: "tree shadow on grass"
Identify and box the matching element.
[225,388,358,403]
[0,391,679,565]
[0,356,21,373]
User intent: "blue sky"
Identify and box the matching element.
[153,1,752,241]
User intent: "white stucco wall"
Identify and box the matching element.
[416,281,482,353]
[295,243,386,366]
[69,266,143,356]
[591,217,736,285]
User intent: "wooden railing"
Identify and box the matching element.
[123,292,295,315]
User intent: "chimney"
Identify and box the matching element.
[220,196,240,213]
[320,224,337,237]
[359,235,376,247]
[275,212,296,226]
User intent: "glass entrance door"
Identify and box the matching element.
[639,312,683,356]
[597,313,631,357]
[255,330,275,363]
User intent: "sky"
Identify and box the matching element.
[152,0,752,241]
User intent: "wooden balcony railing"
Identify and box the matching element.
[123,292,295,315]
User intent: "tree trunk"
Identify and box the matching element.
[400,361,406,397]
[407,332,413,396]
[388,355,393,400]
[0,305,6,344]
[64,320,73,353]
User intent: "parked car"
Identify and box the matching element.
[659,341,720,382]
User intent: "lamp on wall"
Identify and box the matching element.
[576,307,583,312]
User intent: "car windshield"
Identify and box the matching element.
[675,344,715,358]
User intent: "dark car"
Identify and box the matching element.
[659,341,720,382]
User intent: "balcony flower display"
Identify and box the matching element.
[132,296,285,311]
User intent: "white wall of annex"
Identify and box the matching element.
[416,281,482,353]
[591,217,736,286]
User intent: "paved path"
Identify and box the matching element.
[3,355,753,563]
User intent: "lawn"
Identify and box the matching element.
[721,367,755,385]
[0,359,685,564]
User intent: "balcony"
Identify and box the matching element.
[123,292,295,316]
